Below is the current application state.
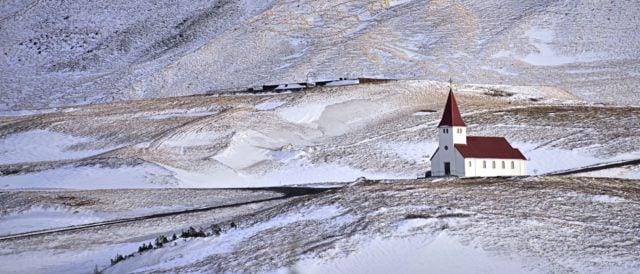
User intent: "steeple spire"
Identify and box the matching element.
[437,88,466,127]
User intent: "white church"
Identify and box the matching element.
[430,89,527,177]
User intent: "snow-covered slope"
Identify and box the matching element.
[1,80,638,189]
[3,177,637,273]
[1,0,639,110]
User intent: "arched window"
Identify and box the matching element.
[501,161,505,169]
[468,161,472,167]
[492,161,496,169]
[511,161,515,169]
[482,161,486,168]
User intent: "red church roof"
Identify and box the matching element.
[455,136,526,160]
[438,89,466,127]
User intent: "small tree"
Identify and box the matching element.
[181,226,198,238]
[211,224,222,236]
[154,235,169,248]
[110,254,125,265]
[180,226,207,238]
[138,242,154,253]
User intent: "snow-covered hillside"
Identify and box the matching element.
[1,80,638,189]
[1,0,639,110]
[1,177,639,273]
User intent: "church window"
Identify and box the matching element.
[502,161,505,169]
[468,161,471,167]
[511,161,515,169]
[482,161,486,168]
[444,145,448,150]
[492,161,496,168]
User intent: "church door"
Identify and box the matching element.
[444,162,451,175]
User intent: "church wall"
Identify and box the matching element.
[453,149,466,176]
[430,148,467,177]
[431,149,443,176]
[464,158,527,177]
[452,126,466,144]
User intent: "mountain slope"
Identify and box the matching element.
[1,0,639,110]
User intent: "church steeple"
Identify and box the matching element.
[437,88,466,127]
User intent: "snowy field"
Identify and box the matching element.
[1,0,639,271]
[0,129,119,164]
[0,80,638,191]
[0,189,282,236]
[1,176,638,273]
[0,80,639,273]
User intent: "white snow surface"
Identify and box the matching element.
[0,129,115,164]
[278,103,328,125]
[517,143,640,175]
[255,99,286,110]
[0,240,144,274]
[288,232,534,274]
[162,159,393,188]
[0,163,176,190]
[107,204,535,273]
[572,165,640,180]
[0,81,637,189]
[521,26,603,66]
[86,176,640,273]
[382,142,437,163]
[106,205,351,273]
[2,0,640,109]
[0,205,187,236]
[1,177,638,273]
[0,206,103,235]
